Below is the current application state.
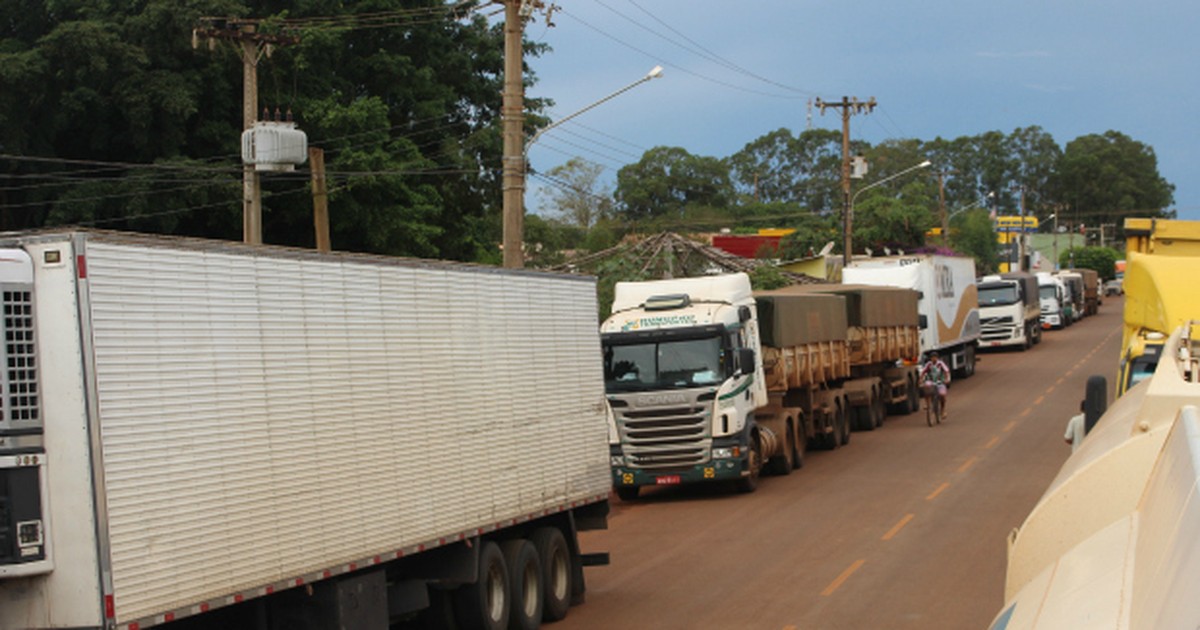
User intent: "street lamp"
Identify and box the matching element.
[947,191,996,222]
[844,160,932,265]
[502,65,664,268]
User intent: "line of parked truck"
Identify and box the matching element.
[600,254,982,499]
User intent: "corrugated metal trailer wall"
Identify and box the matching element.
[75,234,610,624]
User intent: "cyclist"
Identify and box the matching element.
[919,350,951,418]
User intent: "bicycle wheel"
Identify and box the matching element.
[934,394,943,425]
[925,394,933,427]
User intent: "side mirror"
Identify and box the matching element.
[736,348,756,375]
[918,314,928,330]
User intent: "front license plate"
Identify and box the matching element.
[655,475,681,485]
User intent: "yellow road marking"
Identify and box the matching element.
[882,514,915,541]
[957,456,979,473]
[1003,420,1018,432]
[927,482,950,501]
[1019,408,1032,418]
[1056,377,1066,385]
[1034,395,1045,405]
[985,436,1000,449]
[821,559,866,596]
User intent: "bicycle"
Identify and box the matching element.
[922,383,943,427]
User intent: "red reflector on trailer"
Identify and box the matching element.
[77,255,87,278]
[105,595,115,618]
[164,612,174,622]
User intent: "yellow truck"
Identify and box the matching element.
[1118,218,1200,395]
[993,321,1200,630]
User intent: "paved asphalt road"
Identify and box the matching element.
[563,299,1124,630]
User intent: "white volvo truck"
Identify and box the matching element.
[976,271,1041,350]
[0,230,611,630]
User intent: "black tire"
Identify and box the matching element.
[906,377,920,414]
[852,403,874,432]
[838,403,851,446]
[615,485,639,502]
[962,345,977,378]
[734,434,762,493]
[766,424,794,476]
[789,423,804,470]
[1084,375,1108,434]
[873,391,887,428]
[501,539,543,630]
[530,527,572,622]
[453,541,509,630]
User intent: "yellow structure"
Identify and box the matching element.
[1118,218,1200,395]
[995,215,1039,273]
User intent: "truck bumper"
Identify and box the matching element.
[610,436,751,489]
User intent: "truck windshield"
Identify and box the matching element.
[978,284,1020,306]
[1039,285,1057,300]
[603,335,726,393]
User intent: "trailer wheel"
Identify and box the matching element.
[454,541,509,630]
[501,539,543,630]
[530,527,572,622]
[873,391,887,428]
[906,377,920,414]
[766,422,794,476]
[961,345,977,378]
[839,402,852,446]
[789,423,804,470]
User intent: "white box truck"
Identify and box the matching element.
[843,254,981,377]
[1036,272,1068,329]
[0,231,611,630]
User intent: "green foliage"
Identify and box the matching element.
[1059,246,1121,280]
[0,0,534,261]
[777,213,839,260]
[949,209,1001,274]
[747,265,790,291]
[614,146,733,222]
[537,158,613,228]
[1055,131,1175,224]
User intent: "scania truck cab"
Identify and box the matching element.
[600,275,766,500]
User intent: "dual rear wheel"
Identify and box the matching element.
[452,528,573,630]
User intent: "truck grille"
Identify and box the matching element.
[2,290,38,425]
[611,395,711,471]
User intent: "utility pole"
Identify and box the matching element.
[1016,185,1028,271]
[309,147,330,252]
[815,97,875,266]
[501,0,527,269]
[933,169,957,247]
[193,19,298,245]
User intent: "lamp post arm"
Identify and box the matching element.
[851,160,932,205]
[525,66,663,157]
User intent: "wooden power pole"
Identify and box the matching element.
[815,97,875,266]
[501,0,527,269]
[193,19,298,245]
[933,169,957,246]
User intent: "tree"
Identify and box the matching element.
[1059,246,1121,280]
[727,128,844,214]
[949,208,1001,274]
[614,146,733,223]
[0,1,540,262]
[536,157,613,228]
[1055,131,1175,227]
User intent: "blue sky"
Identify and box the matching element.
[513,1,1199,221]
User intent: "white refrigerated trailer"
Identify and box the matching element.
[0,230,610,630]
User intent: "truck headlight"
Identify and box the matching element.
[712,447,734,459]
[610,455,626,467]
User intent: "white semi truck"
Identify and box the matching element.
[843,254,982,377]
[0,231,611,630]
[1036,272,1068,329]
[599,274,920,499]
[976,271,1041,350]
